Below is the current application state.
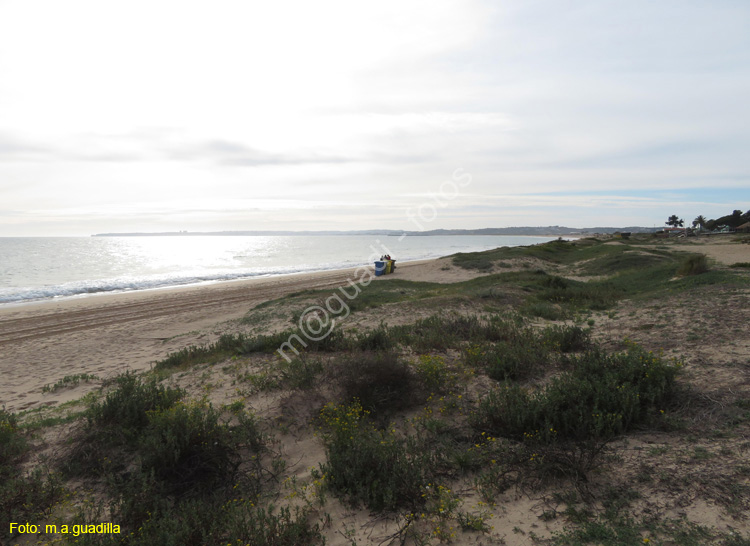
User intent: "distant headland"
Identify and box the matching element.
[92,226,659,237]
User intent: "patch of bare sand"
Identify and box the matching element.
[665,237,750,265]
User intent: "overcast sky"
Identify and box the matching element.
[1,0,748,236]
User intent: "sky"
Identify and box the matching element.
[0,0,748,236]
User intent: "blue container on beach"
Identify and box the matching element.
[374,261,386,276]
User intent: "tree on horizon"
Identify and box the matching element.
[666,215,684,228]
[692,215,707,229]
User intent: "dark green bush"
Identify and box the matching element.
[66,380,268,542]
[156,334,248,369]
[474,344,681,444]
[222,504,325,546]
[319,401,433,511]
[87,372,184,435]
[542,324,591,353]
[538,279,620,311]
[522,301,567,320]
[481,341,549,382]
[138,400,248,496]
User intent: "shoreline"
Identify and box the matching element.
[0,257,458,412]
[0,235,568,308]
[0,258,436,311]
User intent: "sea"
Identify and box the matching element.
[0,235,559,306]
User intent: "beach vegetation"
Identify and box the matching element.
[522,301,567,320]
[55,371,323,545]
[318,400,435,511]
[472,343,681,479]
[41,373,99,393]
[1,408,63,544]
[676,254,709,276]
[279,355,324,389]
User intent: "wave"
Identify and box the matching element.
[0,263,360,305]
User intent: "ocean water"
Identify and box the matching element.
[0,235,558,305]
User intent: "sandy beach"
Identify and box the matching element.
[0,257,487,412]
[3,238,748,414]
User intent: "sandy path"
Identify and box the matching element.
[1,258,473,412]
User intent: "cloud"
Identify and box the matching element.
[0,1,748,235]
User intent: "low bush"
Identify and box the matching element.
[469,340,549,382]
[677,254,709,276]
[354,323,397,351]
[474,344,682,445]
[463,318,571,381]
[280,356,324,389]
[542,324,591,353]
[415,354,454,393]
[522,301,567,320]
[319,401,434,511]
[138,400,257,497]
[1,408,63,544]
[155,333,248,369]
[62,372,269,541]
[87,372,184,439]
[538,278,620,311]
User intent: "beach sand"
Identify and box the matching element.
[0,257,486,412]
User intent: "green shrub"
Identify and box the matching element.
[88,373,184,436]
[1,408,63,543]
[522,301,567,320]
[481,341,549,382]
[542,324,591,353]
[138,400,250,496]
[156,333,248,369]
[676,254,709,276]
[42,373,99,393]
[67,378,268,540]
[319,401,433,511]
[538,279,620,310]
[415,354,453,392]
[463,318,557,381]
[222,504,325,546]
[354,323,396,351]
[474,344,681,444]
[280,356,324,389]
